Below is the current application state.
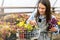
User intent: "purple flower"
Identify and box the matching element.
[47,18,58,31]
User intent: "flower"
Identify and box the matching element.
[17,21,25,27]
[0,14,38,39]
[57,22,60,25]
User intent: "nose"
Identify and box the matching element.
[39,8,43,12]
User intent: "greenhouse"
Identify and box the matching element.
[0,0,60,40]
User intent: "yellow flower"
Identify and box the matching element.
[16,18,20,21]
[24,24,33,31]
[57,22,60,25]
[24,24,28,29]
[17,21,25,27]
[0,38,3,40]
[7,22,10,25]
[3,25,11,31]
[0,25,3,28]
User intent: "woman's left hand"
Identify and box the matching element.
[49,27,57,32]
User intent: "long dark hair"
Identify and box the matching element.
[35,0,51,24]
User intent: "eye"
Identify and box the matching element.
[41,8,45,9]
[38,7,45,9]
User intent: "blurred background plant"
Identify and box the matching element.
[0,13,37,40]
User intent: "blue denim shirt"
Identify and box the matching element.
[27,12,59,29]
[26,12,59,38]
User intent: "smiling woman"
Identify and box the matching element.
[27,0,59,40]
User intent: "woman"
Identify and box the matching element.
[26,0,59,40]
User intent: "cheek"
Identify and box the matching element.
[43,9,46,13]
[39,9,46,14]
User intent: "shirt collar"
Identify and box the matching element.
[39,15,46,19]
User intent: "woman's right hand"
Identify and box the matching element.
[29,20,37,26]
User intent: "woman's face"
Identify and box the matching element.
[38,3,46,15]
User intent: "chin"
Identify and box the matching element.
[39,13,45,15]
[40,13,44,15]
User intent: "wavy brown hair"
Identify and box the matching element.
[35,0,52,24]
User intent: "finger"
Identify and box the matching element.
[49,28,57,32]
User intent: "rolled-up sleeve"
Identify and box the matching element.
[26,9,37,24]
